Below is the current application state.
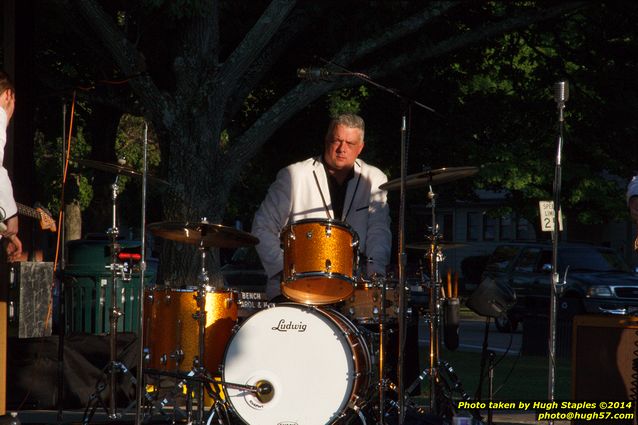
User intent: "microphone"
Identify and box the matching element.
[443,297,460,351]
[297,67,332,81]
[553,80,569,105]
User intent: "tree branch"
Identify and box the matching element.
[73,0,173,132]
[217,0,296,98]
[333,1,457,65]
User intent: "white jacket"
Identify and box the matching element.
[628,175,638,202]
[252,156,392,299]
[0,108,16,221]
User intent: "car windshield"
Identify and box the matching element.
[559,247,631,273]
[485,245,520,272]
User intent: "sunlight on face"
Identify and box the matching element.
[323,124,364,172]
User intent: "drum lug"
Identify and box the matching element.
[325,258,332,272]
[225,297,234,309]
[325,224,332,237]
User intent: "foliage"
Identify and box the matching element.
[25,0,638,279]
[34,128,93,213]
[33,111,161,220]
[326,86,370,118]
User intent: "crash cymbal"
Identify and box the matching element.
[148,221,259,248]
[379,166,478,191]
[406,241,466,250]
[77,159,168,185]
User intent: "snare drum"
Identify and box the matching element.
[144,287,238,373]
[281,219,359,305]
[222,304,372,425]
[340,279,404,323]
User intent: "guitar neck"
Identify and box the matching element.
[16,203,40,220]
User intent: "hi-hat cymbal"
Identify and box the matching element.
[148,221,259,248]
[406,241,466,250]
[77,159,168,185]
[379,166,478,191]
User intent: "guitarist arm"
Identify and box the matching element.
[630,196,638,224]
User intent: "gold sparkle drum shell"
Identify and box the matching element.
[340,279,405,324]
[281,219,359,305]
[143,287,238,374]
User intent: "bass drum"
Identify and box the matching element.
[222,304,371,425]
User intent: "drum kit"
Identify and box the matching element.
[74,158,479,425]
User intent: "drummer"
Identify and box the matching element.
[251,113,392,301]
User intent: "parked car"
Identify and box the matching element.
[481,242,638,332]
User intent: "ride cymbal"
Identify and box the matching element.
[77,158,168,185]
[379,166,478,191]
[148,221,259,248]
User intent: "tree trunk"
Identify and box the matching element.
[64,200,82,242]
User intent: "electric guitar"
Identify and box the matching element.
[16,203,57,232]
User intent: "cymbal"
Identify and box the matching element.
[406,241,466,250]
[77,159,168,185]
[148,221,259,248]
[379,166,478,191]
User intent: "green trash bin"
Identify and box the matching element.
[64,239,155,334]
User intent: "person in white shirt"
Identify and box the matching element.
[252,113,392,301]
[0,71,22,262]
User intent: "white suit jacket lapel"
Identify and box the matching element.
[311,158,334,219]
[342,160,362,221]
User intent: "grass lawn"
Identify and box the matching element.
[416,348,571,402]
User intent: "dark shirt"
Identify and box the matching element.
[323,162,354,220]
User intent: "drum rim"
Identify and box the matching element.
[281,217,358,236]
[146,286,237,294]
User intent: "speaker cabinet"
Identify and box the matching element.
[8,262,53,338]
[572,314,638,425]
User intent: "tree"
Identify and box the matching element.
[60,0,590,284]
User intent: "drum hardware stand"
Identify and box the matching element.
[377,274,388,425]
[83,176,139,424]
[194,221,212,425]
[406,183,473,420]
[424,183,443,415]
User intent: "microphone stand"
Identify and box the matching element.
[56,102,67,424]
[314,58,440,424]
[548,81,568,421]
[134,123,149,425]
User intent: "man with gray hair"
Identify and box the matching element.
[252,113,392,301]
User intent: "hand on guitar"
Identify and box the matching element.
[1,216,22,262]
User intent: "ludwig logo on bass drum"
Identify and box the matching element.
[272,319,307,332]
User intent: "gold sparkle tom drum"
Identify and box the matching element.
[281,219,359,305]
[340,278,404,323]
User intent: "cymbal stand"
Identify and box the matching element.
[194,219,211,425]
[108,178,123,419]
[83,176,137,423]
[424,184,443,415]
[376,274,388,424]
